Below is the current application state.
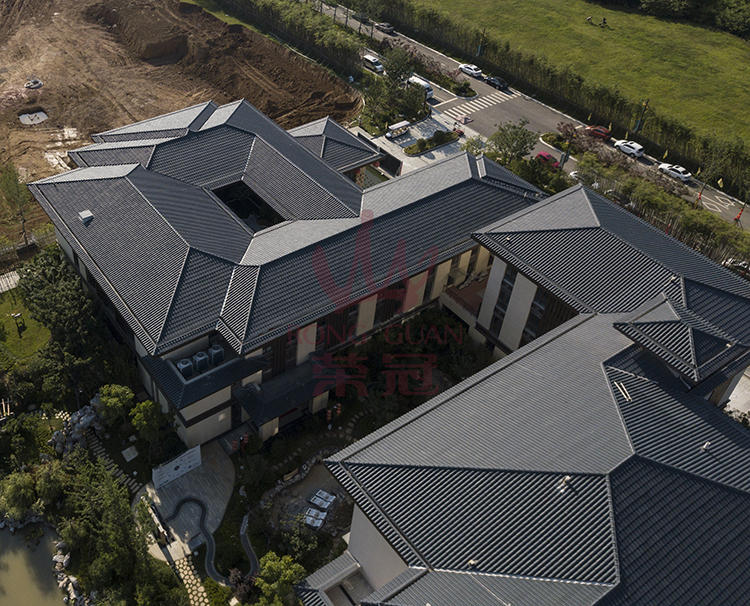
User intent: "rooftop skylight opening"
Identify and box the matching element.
[213,181,285,232]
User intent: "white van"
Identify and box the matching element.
[363,54,385,73]
[407,76,433,99]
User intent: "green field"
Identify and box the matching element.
[0,289,50,360]
[418,0,750,141]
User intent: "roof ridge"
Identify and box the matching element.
[98,100,216,135]
[328,314,596,464]
[343,460,609,478]
[154,246,193,345]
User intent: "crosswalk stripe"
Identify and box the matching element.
[440,90,514,119]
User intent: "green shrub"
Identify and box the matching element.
[432,130,448,144]
[416,138,428,151]
[203,578,232,606]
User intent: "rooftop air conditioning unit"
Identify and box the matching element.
[193,351,209,373]
[209,344,224,365]
[177,358,193,378]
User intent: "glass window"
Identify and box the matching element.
[520,288,550,346]
[489,266,517,336]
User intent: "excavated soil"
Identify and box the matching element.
[0,0,358,242]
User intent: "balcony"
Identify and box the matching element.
[440,272,488,323]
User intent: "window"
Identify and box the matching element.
[285,332,297,371]
[315,317,328,352]
[374,281,406,326]
[261,344,274,381]
[422,266,436,305]
[520,288,550,346]
[489,266,517,336]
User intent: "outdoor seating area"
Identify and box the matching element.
[304,489,336,528]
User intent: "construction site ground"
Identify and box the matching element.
[0,0,359,243]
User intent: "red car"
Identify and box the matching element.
[585,125,611,139]
[535,151,559,169]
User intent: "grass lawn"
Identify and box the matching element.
[415,0,750,141]
[0,288,50,360]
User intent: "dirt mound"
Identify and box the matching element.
[0,0,359,243]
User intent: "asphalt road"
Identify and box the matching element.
[321,6,745,224]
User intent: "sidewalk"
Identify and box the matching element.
[353,110,481,175]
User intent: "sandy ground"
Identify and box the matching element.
[0,0,359,242]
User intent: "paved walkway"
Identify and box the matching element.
[165,497,231,585]
[172,557,210,606]
[85,427,145,494]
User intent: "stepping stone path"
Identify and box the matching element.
[172,557,210,606]
[83,427,144,495]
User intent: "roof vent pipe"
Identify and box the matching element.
[702,441,711,452]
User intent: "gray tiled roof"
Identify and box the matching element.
[602,456,750,606]
[93,101,217,142]
[324,311,750,605]
[289,117,383,172]
[372,570,611,606]
[140,353,267,410]
[475,186,750,314]
[33,102,540,358]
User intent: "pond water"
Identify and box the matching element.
[0,526,62,606]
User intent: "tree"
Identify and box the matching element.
[384,47,413,85]
[0,471,37,520]
[35,458,67,509]
[254,552,306,606]
[130,399,163,458]
[17,247,97,357]
[99,384,135,426]
[280,513,319,564]
[461,135,488,158]
[0,161,31,245]
[487,118,538,165]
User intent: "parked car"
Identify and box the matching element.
[536,151,559,169]
[658,163,692,182]
[613,140,645,158]
[485,76,509,90]
[375,22,395,34]
[459,64,483,78]
[584,125,611,140]
[362,54,385,74]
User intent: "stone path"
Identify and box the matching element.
[172,557,210,606]
[84,427,144,495]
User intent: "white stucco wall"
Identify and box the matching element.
[403,271,427,313]
[458,249,472,273]
[242,370,262,386]
[356,295,378,336]
[476,246,491,273]
[310,391,329,414]
[296,323,317,365]
[432,260,452,299]
[477,258,507,329]
[179,409,232,448]
[55,227,75,261]
[498,273,537,351]
[180,387,231,421]
[259,417,279,441]
[348,506,408,590]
